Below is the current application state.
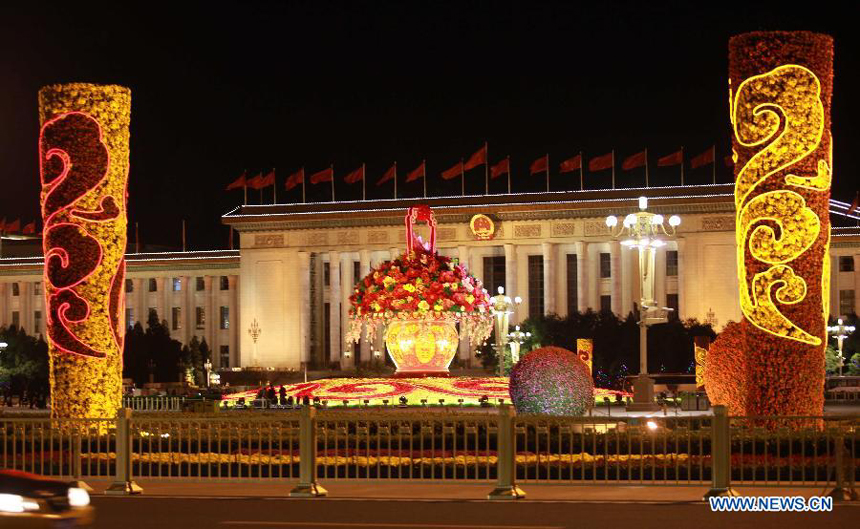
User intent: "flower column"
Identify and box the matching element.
[39,83,130,420]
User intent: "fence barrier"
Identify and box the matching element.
[122,396,186,412]
[1,405,857,501]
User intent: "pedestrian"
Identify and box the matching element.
[278,385,287,405]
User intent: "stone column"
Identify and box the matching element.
[542,242,556,315]
[575,241,587,313]
[0,284,6,327]
[458,245,471,363]
[854,254,860,316]
[22,282,33,334]
[298,252,311,366]
[328,251,341,365]
[183,275,193,344]
[655,247,667,309]
[621,244,633,316]
[676,238,686,319]
[370,252,385,362]
[610,241,622,315]
[504,244,518,322]
[228,275,238,368]
[588,244,600,310]
[340,252,354,369]
[158,277,168,326]
[359,250,371,364]
[135,278,145,329]
[202,277,215,366]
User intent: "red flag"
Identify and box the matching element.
[441,161,463,180]
[657,150,683,167]
[310,167,334,184]
[246,172,265,189]
[23,222,36,234]
[588,153,613,172]
[691,147,715,169]
[724,155,735,167]
[559,154,582,173]
[7,219,20,233]
[377,163,396,186]
[225,171,247,191]
[848,192,860,216]
[344,165,364,184]
[621,150,646,171]
[285,168,304,191]
[463,144,487,171]
[259,170,275,187]
[490,157,509,179]
[405,161,425,183]
[530,154,548,175]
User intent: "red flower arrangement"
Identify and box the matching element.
[346,243,493,345]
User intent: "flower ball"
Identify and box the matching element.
[509,346,594,416]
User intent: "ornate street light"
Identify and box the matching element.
[507,325,531,365]
[247,318,262,367]
[606,196,681,411]
[827,318,855,377]
[490,286,522,376]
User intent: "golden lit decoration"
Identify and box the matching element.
[576,338,593,375]
[39,83,131,419]
[385,320,459,374]
[729,31,833,418]
[469,214,495,240]
[694,346,707,391]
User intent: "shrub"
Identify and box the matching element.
[509,346,594,416]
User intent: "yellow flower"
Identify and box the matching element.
[418,300,430,312]
[466,294,475,304]
[403,284,416,292]
[383,276,396,288]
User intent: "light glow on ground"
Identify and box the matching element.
[221,377,630,407]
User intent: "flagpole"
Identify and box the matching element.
[362,163,366,201]
[243,168,248,205]
[422,159,427,198]
[273,168,277,204]
[611,150,616,189]
[579,151,584,191]
[461,158,465,196]
[484,141,489,195]
[712,145,716,184]
[545,153,550,193]
[680,146,685,186]
[182,219,186,252]
[330,164,335,202]
[135,222,140,253]
[302,168,306,203]
[645,148,649,188]
[507,156,511,194]
[229,227,234,250]
[394,162,398,199]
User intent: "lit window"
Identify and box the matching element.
[482,255,506,296]
[172,307,181,330]
[220,345,230,368]
[839,290,855,317]
[220,306,229,329]
[196,307,205,329]
[148,279,158,292]
[666,251,678,277]
[125,308,134,329]
[220,276,229,290]
[172,278,182,292]
[33,282,41,295]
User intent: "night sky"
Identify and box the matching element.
[1,1,857,251]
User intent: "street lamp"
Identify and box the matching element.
[827,318,856,377]
[490,286,522,376]
[507,325,531,364]
[247,318,262,367]
[606,196,680,411]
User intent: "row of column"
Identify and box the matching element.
[305,242,686,368]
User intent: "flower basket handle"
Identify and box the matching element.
[405,205,437,254]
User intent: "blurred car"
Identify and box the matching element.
[0,470,93,527]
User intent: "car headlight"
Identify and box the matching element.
[0,493,40,513]
[67,487,90,508]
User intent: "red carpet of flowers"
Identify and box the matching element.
[221,377,630,407]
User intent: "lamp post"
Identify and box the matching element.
[507,325,531,365]
[827,318,856,377]
[490,286,522,376]
[606,196,681,411]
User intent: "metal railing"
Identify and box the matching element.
[122,396,186,412]
[1,406,857,500]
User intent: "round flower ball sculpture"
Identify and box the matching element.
[509,346,595,416]
[347,206,493,376]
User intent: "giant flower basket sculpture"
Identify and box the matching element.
[347,206,493,376]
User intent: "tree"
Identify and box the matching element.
[0,325,50,407]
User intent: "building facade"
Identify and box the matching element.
[0,250,241,368]
[223,184,860,370]
[2,184,858,370]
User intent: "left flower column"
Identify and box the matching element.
[39,83,131,419]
